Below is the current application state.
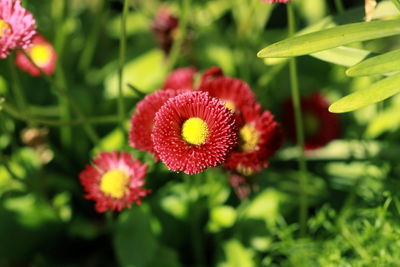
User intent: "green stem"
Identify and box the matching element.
[118,0,129,125]
[2,101,119,126]
[391,0,400,12]
[166,0,191,72]
[7,56,29,121]
[287,3,308,237]
[334,0,345,13]
[19,50,99,144]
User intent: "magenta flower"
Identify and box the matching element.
[0,0,36,58]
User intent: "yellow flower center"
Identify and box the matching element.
[0,19,11,39]
[100,169,130,198]
[223,100,236,112]
[30,44,52,66]
[236,164,254,176]
[240,124,259,152]
[181,117,209,145]
[303,112,320,137]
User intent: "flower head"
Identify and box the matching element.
[79,151,149,213]
[129,89,184,157]
[282,93,340,150]
[199,76,257,122]
[225,104,283,175]
[15,34,57,76]
[162,67,197,91]
[151,7,179,54]
[152,91,238,174]
[0,0,36,58]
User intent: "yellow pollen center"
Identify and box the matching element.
[30,45,51,66]
[181,117,209,145]
[240,124,259,152]
[223,100,236,112]
[100,169,130,198]
[0,19,11,39]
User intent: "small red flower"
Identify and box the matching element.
[15,34,57,76]
[225,104,283,175]
[282,93,340,150]
[79,152,149,213]
[152,91,238,174]
[199,76,257,115]
[229,173,259,200]
[0,0,36,58]
[129,89,184,157]
[162,67,197,91]
[151,7,179,54]
[199,66,224,86]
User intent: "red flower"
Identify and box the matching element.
[282,93,340,150]
[151,7,178,54]
[129,89,184,158]
[152,91,238,174]
[225,104,283,175]
[199,76,257,115]
[162,67,197,91]
[162,66,224,91]
[0,0,36,58]
[79,152,149,213]
[15,34,57,76]
[229,173,259,200]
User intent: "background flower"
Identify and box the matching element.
[79,152,149,213]
[15,34,57,76]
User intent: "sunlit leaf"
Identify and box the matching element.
[257,19,400,58]
[346,49,400,76]
[329,73,400,113]
[311,46,372,67]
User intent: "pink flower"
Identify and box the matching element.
[152,91,238,174]
[162,67,197,91]
[0,0,36,58]
[79,152,150,213]
[224,104,283,175]
[151,7,179,54]
[129,89,184,158]
[15,34,57,76]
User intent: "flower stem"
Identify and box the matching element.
[117,0,129,126]
[287,2,308,237]
[20,50,99,144]
[334,0,345,13]
[166,0,191,72]
[2,101,119,126]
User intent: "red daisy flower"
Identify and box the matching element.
[152,91,238,174]
[0,0,36,58]
[199,66,224,86]
[162,67,197,91]
[15,34,57,76]
[129,89,184,157]
[79,151,149,213]
[151,7,179,54]
[199,76,257,115]
[225,104,283,175]
[282,92,340,150]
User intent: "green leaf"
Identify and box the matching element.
[365,104,400,138]
[219,239,256,267]
[329,73,400,113]
[114,207,157,267]
[311,46,372,67]
[346,49,400,76]
[257,19,400,58]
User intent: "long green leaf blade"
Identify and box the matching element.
[257,19,400,58]
[346,49,400,76]
[329,73,400,113]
